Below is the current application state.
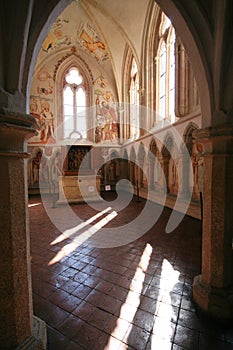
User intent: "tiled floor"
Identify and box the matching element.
[29,193,233,349]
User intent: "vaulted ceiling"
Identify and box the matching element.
[35,0,152,100]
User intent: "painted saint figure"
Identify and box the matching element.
[40,102,55,141]
[32,151,42,183]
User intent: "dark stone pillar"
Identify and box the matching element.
[193,124,233,321]
[0,111,46,349]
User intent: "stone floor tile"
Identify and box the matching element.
[29,194,233,349]
[86,289,122,314]
[131,308,155,333]
[103,336,123,350]
[59,294,82,313]
[58,314,85,339]
[45,305,70,328]
[60,279,80,294]
[47,325,73,350]
[47,289,70,305]
[123,324,150,349]
[180,294,196,312]
[72,283,92,300]
[95,280,113,294]
[173,324,199,349]
[73,323,109,350]
[72,300,97,321]
[88,308,112,330]
[139,295,160,315]
[156,301,180,323]
[199,333,233,350]
[146,334,173,350]
[104,315,131,341]
[178,308,204,331]
[152,316,176,341]
[109,285,129,301]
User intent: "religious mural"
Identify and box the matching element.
[30,98,55,143]
[192,142,204,195]
[77,23,108,63]
[169,157,179,195]
[29,64,56,144]
[42,18,71,53]
[66,146,92,172]
[94,75,119,143]
[28,147,63,194]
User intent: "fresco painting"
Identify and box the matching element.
[42,18,71,53]
[77,23,108,63]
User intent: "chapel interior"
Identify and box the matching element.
[0,0,233,349]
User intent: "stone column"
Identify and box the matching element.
[179,151,192,200]
[175,39,189,117]
[193,124,233,321]
[148,157,155,190]
[0,111,46,349]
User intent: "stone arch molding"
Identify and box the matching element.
[26,0,213,127]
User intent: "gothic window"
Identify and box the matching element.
[63,67,87,139]
[156,14,176,123]
[129,58,140,139]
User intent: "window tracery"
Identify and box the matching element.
[129,58,140,139]
[63,67,87,139]
[156,13,176,123]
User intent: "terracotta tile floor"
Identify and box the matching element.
[29,193,233,349]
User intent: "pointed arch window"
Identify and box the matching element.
[63,67,87,139]
[129,58,140,139]
[156,14,176,123]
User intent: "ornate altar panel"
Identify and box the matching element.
[57,145,101,203]
[57,175,101,204]
[63,145,92,175]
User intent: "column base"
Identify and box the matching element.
[16,316,47,350]
[193,275,233,322]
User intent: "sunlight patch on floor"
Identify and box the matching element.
[50,207,112,245]
[48,208,117,265]
[105,243,152,348]
[28,203,42,207]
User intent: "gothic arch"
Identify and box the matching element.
[109,149,120,159]
[122,148,128,160]
[155,0,212,126]
[137,143,146,188]
[129,146,136,186]
[149,138,158,157]
[122,45,140,140]
[141,1,161,128]
[26,0,213,127]
[183,122,199,154]
[54,55,94,141]
[120,148,129,180]
[161,134,174,193]
[148,138,158,189]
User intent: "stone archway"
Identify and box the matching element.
[1,2,232,348]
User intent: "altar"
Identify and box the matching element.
[57,175,101,204]
[56,145,102,204]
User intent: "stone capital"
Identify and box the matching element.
[0,109,38,153]
[192,123,233,153]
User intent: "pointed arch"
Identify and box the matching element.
[183,122,199,154]
[122,45,140,140]
[149,137,158,156]
[128,146,136,186]
[54,55,94,141]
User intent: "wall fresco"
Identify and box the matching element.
[77,22,108,63]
